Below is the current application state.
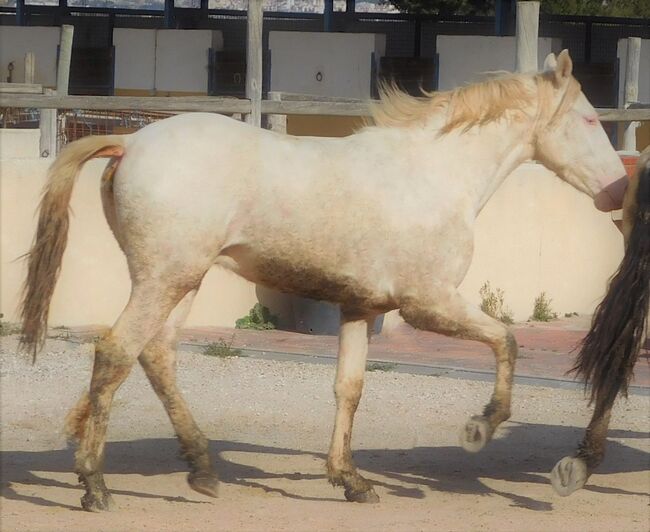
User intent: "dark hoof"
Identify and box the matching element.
[460,416,491,453]
[81,490,115,512]
[550,456,587,496]
[188,471,219,498]
[344,486,380,503]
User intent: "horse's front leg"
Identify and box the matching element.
[400,290,517,452]
[551,397,612,496]
[326,312,379,503]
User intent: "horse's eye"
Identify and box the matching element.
[584,116,599,126]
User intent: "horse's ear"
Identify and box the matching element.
[554,49,573,85]
[543,52,557,72]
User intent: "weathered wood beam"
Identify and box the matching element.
[1,94,648,122]
[246,0,263,127]
[56,24,74,96]
[515,1,539,72]
[0,94,252,113]
[596,107,650,122]
[0,82,42,94]
[24,52,35,85]
[620,37,641,150]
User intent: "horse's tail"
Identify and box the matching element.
[19,135,125,360]
[572,151,650,409]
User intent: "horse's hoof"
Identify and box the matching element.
[550,456,588,496]
[188,471,219,498]
[81,490,115,512]
[344,486,380,503]
[460,416,491,453]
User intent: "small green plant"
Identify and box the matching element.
[0,313,20,336]
[564,312,579,318]
[235,303,278,330]
[366,361,396,372]
[531,292,558,322]
[479,282,514,325]
[202,336,243,358]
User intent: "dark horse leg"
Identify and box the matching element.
[400,290,518,452]
[65,279,192,511]
[138,289,219,497]
[552,151,650,495]
[550,397,612,496]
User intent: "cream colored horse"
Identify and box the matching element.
[21,50,627,511]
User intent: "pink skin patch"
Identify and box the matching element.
[593,175,629,212]
[92,146,124,159]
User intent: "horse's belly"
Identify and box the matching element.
[216,244,396,312]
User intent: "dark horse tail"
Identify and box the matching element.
[572,153,650,409]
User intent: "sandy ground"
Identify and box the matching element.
[1,335,649,532]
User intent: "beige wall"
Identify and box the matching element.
[269,31,385,99]
[1,131,257,328]
[0,26,59,87]
[113,29,217,95]
[1,129,623,329]
[436,35,561,91]
[458,163,623,321]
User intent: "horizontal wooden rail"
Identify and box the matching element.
[0,94,252,113]
[595,107,650,122]
[262,99,371,116]
[0,82,43,94]
[1,93,650,122]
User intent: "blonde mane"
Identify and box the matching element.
[369,72,581,133]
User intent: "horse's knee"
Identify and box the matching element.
[90,336,134,393]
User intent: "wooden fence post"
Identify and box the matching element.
[515,1,539,73]
[56,24,74,96]
[39,24,74,157]
[39,88,57,158]
[267,92,287,134]
[620,37,641,151]
[246,0,263,127]
[24,52,35,84]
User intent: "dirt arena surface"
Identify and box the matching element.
[1,335,649,531]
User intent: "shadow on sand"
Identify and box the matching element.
[1,421,648,512]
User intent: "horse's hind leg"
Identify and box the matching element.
[400,290,517,452]
[138,289,218,498]
[551,398,612,496]
[65,278,192,512]
[326,312,379,503]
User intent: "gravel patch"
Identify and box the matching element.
[1,335,648,531]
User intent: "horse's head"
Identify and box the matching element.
[533,50,627,212]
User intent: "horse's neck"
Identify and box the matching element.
[434,119,536,215]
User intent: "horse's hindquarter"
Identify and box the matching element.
[112,113,475,305]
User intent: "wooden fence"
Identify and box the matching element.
[1,88,650,158]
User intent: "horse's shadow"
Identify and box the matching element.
[1,421,648,512]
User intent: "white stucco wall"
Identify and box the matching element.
[436,35,560,90]
[113,28,157,92]
[113,29,219,94]
[154,30,213,93]
[269,31,386,98]
[617,38,650,106]
[0,26,60,86]
[0,128,624,329]
[0,137,257,328]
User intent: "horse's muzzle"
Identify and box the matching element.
[594,175,629,212]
